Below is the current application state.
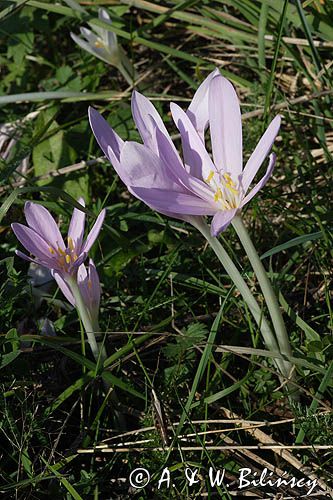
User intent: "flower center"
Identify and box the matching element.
[94,39,105,49]
[205,170,240,210]
[48,236,78,272]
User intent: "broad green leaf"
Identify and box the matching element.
[32,107,89,200]
[0,350,21,369]
[32,107,77,186]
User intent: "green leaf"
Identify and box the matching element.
[63,174,89,203]
[32,107,89,200]
[5,328,20,351]
[261,231,323,259]
[41,457,83,500]
[0,350,21,369]
[32,107,77,185]
[55,65,73,85]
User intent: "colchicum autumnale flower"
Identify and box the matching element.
[12,199,106,363]
[70,8,135,85]
[88,69,295,389]
[11,199,105,280]
[89,68,280,237]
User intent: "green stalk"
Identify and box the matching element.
[67,276,107,365]
[191,217,289,379]
[66,278,126,429]
[232,216,293,374]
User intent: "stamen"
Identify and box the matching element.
[73,254,78,262]
[65,255,71,264]
[48,246,55,254]
[94,40,104,49]
[224,173,237,187]
[225,183,238,195]
[58,247,66,256]
[68,236,75,252]
[205,170,215,183]
[214,188,222,202]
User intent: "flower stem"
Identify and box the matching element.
[67,277,126,429]
[67,276,107,365]
[231,215,294,373]
[191,216,290,379]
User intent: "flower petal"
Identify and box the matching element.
[187,68,220,141]
[81,209,106,254]
[15,250,37,264]
[51,270,75,306]
[77,263,89,309]
[119,140,183,191]
[241,115,281,194]
[241,153,276,207]
[71,251,87,270]
[12,223,58,268]
[210,208,238,237]
[171,102,216,179]
[209,74,243,177]
[71,32,110,64]
[24,201,65,250]
[87,259,101,314]
[80,27,99,45]
[153,125,215,201]
[131,93,201,195]
[68,198,86,252]
[130,187,216,215]
[77,262,88,283]
[131,90,173,154]
[98,8,117,48]
[88,107,124,171]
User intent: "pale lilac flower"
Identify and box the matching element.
[70,8,135,84]
[52,259,101,323]
[11,199,105,278]
[89,69,281,236]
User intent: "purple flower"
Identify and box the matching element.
[11,199,105,277]
[52,259,101,323]
[89,69,281,236]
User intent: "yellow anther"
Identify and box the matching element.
[94,40,104,49]
[214,188,222,202]
[223,173,235,186]
[65,255,71,264]
[73,254,78,262]
[58,247,65,256]
[68,237,75,252]
[225,183,238,195]
[205,170,215,183]
[49,246,55,254]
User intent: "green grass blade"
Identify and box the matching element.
[260,231,323,259]
[262,0,288,127]
[295,362,333,444]
[258,0,268,73]
[40,457,83,500]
